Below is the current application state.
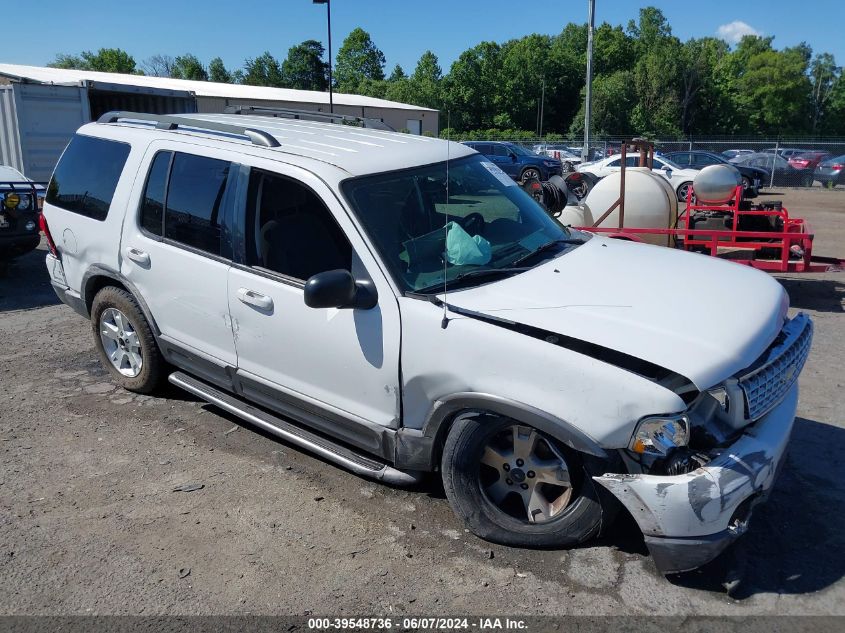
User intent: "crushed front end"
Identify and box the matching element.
[595,313,813,574]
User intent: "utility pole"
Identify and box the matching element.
[539,77,545,139]
[582,0,595,162]
[313,0,334,113]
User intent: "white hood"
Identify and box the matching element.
[445,237,787,389]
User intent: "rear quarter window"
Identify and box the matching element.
[46,134,130,221]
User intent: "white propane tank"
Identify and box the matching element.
[693,164,742,204]
[563,168,677,246]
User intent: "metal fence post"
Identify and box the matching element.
[770,140,778,188]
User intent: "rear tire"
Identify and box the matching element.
[521,167,542,182]
[441,414,605,547]
[91,286,163,394]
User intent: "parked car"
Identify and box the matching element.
[815,154,845,188]
[532,144,582,171]
[787,151,831,171]
[730,152,815,187]
[0,165,44,263]
[721,149,755,160]
[578,153,702,201]
[664,151,768,197]
[43,110,812,575]
[762,147,813,160]
[462,141,562,181]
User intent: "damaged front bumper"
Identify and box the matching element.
[594,383,798,574]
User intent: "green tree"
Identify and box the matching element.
[736,44,812,134]
[388,64,406,82]
[442,42,502,130]
[569,70,636,136]
[678,38,730,134]
[242,52,285,87]
[281,40,328,91]
[407,51,442,109]
[334,28,386,93]
[208,57,233,83]
[625,8,684,135]
[809,53,841,133]
[171,54,208,81]
[49,48,138,74]
[822,73,845,134]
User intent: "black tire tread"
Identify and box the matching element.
[90,286,163,394]
[441,415,605,548]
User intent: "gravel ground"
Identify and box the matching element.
[0,189,843,616]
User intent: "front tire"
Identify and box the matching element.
[441,415,605,547]
[677,181,694,202]
[91,286,163,393]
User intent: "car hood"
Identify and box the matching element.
[443,237,787,389]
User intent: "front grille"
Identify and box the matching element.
[737,313,812,420]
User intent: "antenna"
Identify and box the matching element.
[441,112,451,329]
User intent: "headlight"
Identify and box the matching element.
[629,414,689,456]
[3,192,20,209]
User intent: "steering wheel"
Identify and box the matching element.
[456,212,485,236]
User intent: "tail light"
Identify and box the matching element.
[38,212,59,257]
[834,164,844,170]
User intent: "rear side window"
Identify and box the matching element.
[46,135,130,221]
[165,154,230,254]
[138,151,231,255]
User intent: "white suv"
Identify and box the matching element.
[43,109,812,575]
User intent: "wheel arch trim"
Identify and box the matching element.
[81,265,161,337]
[412,392,608,465]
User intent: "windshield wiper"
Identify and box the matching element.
[512,238,586,266]
[413,267,530,295]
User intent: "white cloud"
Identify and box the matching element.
[716,20,763,44]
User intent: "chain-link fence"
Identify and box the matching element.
[463,137,845,190]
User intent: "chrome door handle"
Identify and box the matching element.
[125,247,150,265]
[237,287,273,311]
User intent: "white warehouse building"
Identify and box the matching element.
[0,63,439,181]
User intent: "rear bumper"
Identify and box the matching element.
[594,384,798,574]
[46,253,88,318]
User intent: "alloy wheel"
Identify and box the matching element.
[479,424,573,523]
[99,307,143,377]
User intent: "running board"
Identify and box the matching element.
[168,371,422,487]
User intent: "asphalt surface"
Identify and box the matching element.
[1,189,843,616]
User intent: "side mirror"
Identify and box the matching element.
[304,269,378,310]
[509,152,517,161]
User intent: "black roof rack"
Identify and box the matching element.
[96,111,281,148]
[223,105,395,131]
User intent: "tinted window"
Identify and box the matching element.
[245,170,351,281]
[475,144,493,155]
[46,135,130,221]
[164,154,230,254]
[492,144,510,157]
[139,152,172,236]
[671,153,690,165]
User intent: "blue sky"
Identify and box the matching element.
[2,1,843,74]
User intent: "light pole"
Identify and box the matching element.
[313,0,333,114]
[583,0,595,162]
